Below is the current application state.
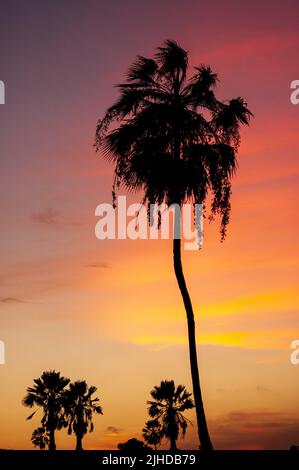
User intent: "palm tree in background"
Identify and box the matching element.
[23,370,70,451]
[142,419,162,450]
[31,427,50,450]
[63,380,103,451]
[147,380,194,451]
[95,39,252,450]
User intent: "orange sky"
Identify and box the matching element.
[0,0,299,450]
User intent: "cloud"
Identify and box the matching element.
[0,297,25,304]
[212,410,299,449]
[0,296,40,306]
[256,385,270,393]
[86,262,109,269]
[227,411,280,422]
[32,208,81,227]
[105,426,122,435]
[32,208,60,226]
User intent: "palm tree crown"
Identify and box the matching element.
[31,427,50,450]
[147,380,194,450]
[23,370,70,451]
[63,380,103,451]
[95,39,252,239]
[142,419,162,450]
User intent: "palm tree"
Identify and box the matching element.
[147,380,194,451]
[23,370,70,451]
[95,39,252,450]
[142,419,162,450]
[31,427,50,450]
[63,380,103,451]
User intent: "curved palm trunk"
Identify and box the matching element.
[173,235,213,451]
[76,433,83,451]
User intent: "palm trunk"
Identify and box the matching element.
[76,433,83,451]
[173,234,213,451]
[48,398,56,451]
[170,435,177,451]
[48,426,56,451]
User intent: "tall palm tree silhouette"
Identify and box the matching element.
[95,39,252,450]
[147,380,194,450]
[63,380,103,451]
[23,370,70,451]
[31,427,50,450]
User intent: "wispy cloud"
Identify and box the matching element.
[86,262,109,269]
[32,208,81,227]
[0,296,40,306]
[213,411,299,449]
[0,297,26,304]
[256,385,270,393]
[32,208,60,226]
[105,426,122,435]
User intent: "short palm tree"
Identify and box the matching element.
[31,427,50,450]
[63,380,103,451]
[147,380,194,450]
[23,370,70,451]
[142,419,162,450]
[95,39,252,450]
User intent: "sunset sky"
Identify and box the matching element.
[0,0,298,450]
